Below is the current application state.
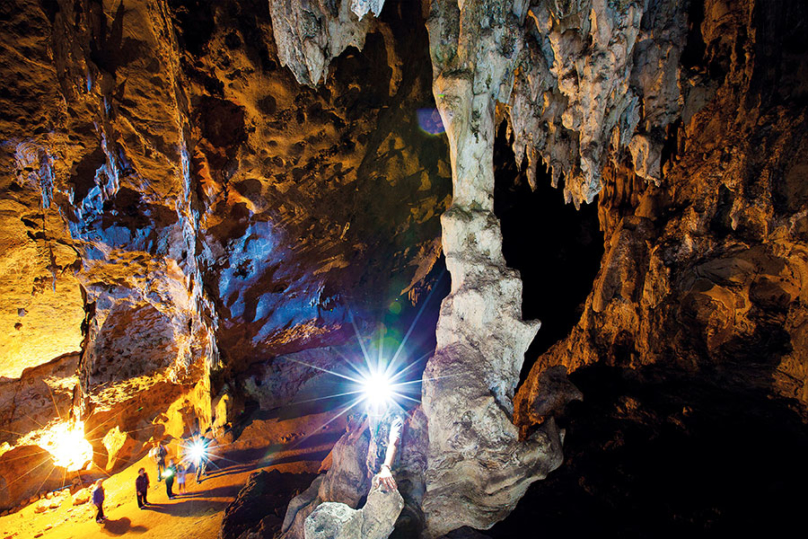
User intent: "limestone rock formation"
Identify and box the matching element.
[304,484,404,539]
[2,0,807,533]
[270,0,387,86]
[0,354,79,447]
[101,426,137,472]
[280,421,371,539]
[507,0,808,534]
[238,346,348,411]
[220,469,317,539]
[0,446,61,513]
[516,0,808,426]
[280,407,428,539]
[421,1,564,534]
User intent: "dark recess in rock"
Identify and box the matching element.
[493,126,604,373]
[492,363,808,538]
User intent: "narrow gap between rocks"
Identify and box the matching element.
[492,125,604,381]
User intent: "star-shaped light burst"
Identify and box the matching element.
[270,272,447,456]
[284,331,426,426]
[187,438,209,464]
[355,360,411,415]
[179,433,224,473]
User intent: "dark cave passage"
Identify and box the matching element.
[492,127,604,377]
[490,363,808,538]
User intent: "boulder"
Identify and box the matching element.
[71,487,90,506]
[102,426,137,472]
[220,469,317,539]
[304,484,404,539]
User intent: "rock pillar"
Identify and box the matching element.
[421,2,564,537]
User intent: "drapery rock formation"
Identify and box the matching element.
[516,0,808,426]
[506,0,808,535]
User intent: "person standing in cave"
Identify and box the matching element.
[280,405,419,539]
[176,462,187,495]
[195,429,216,483]
[164,459,177,499]
[92,479,106,523]
[135,468,150,509]
[149,441,167,482]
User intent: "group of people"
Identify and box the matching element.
[148,433,213,499]
[91,431,215,524]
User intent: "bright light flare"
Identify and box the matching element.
[39,421,93,471]
[188,440,208,464]
[360,371,396,409]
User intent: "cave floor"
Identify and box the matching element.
[0,406,346,539]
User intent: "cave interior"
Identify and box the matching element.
[1,0,808,538]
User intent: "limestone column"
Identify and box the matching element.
[420,2,564,537]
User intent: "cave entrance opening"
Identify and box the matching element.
[492,126,604,382]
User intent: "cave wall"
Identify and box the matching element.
[516,0,808,425]
[0,0,449,510]
[1,0,807,532]
[508,0,808,534]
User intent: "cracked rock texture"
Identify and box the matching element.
[516,0,808,428]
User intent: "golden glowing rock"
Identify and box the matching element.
[102,426,137,472]
[0,196,84,380]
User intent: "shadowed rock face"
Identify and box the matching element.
[509,0,808,535]
[516,0,808,425]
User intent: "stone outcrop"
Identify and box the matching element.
[0,354,79,447]
[304,484,404,539]
[419,1,567,534]
[101,426,137,472]
[0,446,61,513]
[506,0,808,535]
[281,407,428,539]
[280,421,372,539]
[220,469,317,539]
